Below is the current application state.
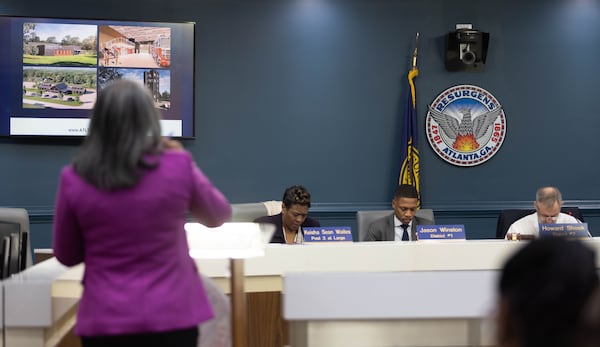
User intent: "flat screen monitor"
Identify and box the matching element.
[0,16,196,138]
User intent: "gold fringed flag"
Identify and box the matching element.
[398,33,421,207]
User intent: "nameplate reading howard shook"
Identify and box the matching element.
[538,223,590,239]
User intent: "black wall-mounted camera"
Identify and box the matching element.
[445,29,490,72]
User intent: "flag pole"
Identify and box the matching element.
[400,32,421,207]
[408,32,419,109]
[412,32,419,70]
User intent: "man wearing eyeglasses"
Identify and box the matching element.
[505,186,581,239]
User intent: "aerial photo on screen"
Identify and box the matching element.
[22,67,97,109]
[22,23,98,67]
[99,25,171,69]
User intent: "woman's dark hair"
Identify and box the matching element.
[499,237,598,347]
[73,79,162,190]
[282,185,311,208]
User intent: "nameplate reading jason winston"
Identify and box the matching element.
[417,225,466,240]
[303,227,353,244]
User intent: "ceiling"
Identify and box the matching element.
[107,25,170,42]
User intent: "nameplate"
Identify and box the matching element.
[417,225,466,240]
[303,227,353,244]
[538,223,590,239]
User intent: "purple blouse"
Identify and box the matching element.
[52,150,232,336]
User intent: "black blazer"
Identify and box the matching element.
[254,213,320,243]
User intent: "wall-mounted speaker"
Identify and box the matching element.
[445,29,490,72]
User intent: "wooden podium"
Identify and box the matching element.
[185,222,275,347]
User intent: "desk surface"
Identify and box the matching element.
[52,238,600,294]
[283,270,499,320]
[53,239,523,294]
[3,239,600,347]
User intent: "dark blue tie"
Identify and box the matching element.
[401,224,409,241]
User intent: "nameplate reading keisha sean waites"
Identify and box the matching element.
[303,227,353,244]
[417,225,466,240]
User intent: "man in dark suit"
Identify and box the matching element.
[254,185,320,244]
[363,184,434,241]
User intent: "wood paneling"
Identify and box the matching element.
[57,327,81,347]
[56,292,288,347]
[247,292,288,347]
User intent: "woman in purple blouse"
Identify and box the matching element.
[52,80,232,347]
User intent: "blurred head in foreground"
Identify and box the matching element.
[496,237,598,347]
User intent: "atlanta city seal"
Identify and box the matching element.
[425,84,506,167]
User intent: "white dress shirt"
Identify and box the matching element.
[505,212,580,239]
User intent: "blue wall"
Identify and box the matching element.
[2,0,600,249]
